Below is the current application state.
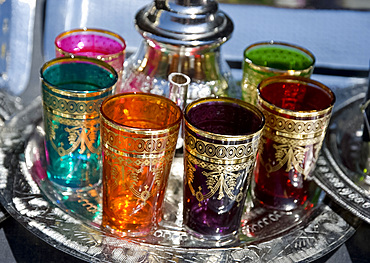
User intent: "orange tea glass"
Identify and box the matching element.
[100,93,182,237]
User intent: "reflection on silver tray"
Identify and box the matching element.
[0,98,355,262]
[0,88,23,223]
[314,87,370,225]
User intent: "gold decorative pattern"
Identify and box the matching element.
[185,131,260,207]
[186,154,253,207]
[258,104,330,179]
[101,124,178,156]
[42,81,112,157]
[104,141,174,206]
[262,109,331,139]
[42,88,105,119]
[44,110,100,157]
[185,132,260,164]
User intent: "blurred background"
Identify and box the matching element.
[1,0,369,102]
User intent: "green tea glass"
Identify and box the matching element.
[241,41,315,105]
[40,57,117,190]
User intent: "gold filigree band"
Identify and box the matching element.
[185,132,260,165]
[42,87,107,119]
[101,123,179,156]
[101,114,180,136]
[261,108,331,139]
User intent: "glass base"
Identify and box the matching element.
[253,191,301,211]
[102,223,155,238]
[184,225,239,247]
[47,156,101,190]
[47,173,102,194]
[252,179,319,212]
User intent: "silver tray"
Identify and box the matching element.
[314,87,370,224]
[0,97,355,262]
[0,89,24,224]
[0,206,7,224]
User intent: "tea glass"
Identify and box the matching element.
[254,76,335,211]
[241,41,315,105]
[40,57,117,190]
[100,93,182,237]
[55,28,126,89]
[183,97,265,243]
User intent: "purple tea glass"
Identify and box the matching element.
[183,97,265,243]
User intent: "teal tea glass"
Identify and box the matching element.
[241,41,315,105]
[40,57,117,190]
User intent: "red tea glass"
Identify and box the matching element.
[100,93,182,237]
[183,97,265,243]
[254,76,335,211]
[55,28,126,89]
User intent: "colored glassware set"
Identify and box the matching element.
[39,12,336,243]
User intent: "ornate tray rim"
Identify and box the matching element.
[0,97,356,263]
[314,91,370,224]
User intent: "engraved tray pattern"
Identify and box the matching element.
[0,97,355,263]
[314,83,370,225]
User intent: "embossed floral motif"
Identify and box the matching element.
[260,128,325,179]
[64,124,99,154]
[271,140,309,174]
[104,146,173,206]
[126,158,165,206]
[45,110,100,156]
[186,153,254,207]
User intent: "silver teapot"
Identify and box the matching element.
[119,0,239,101]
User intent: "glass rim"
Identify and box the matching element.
[184,96,265,141]
[243,40,315,73]
[55,27,126,60]
[169,72,191,87]
[40,56,118,98]
[100,92,183,135]
[257,75,336,118]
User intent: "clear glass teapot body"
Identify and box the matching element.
[119,39,239,102]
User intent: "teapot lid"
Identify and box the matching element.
[135,0,234,47]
